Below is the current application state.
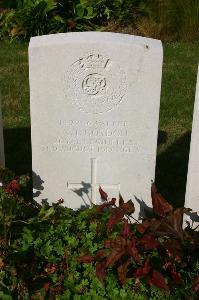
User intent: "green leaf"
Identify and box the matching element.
[53,15,65,24]
[79,0,89,5]
[76,4,85,18]
[21,227,34,250]
[104,7,111,19]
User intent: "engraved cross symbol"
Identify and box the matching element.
[67,158,120,204]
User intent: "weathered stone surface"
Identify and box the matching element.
[29,32,163,216]
[185,66,199,225]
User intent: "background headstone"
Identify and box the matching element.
[29,32,163,217]
[185,66,199,224]
[0,94,5,167]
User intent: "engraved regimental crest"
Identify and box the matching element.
[65,52,127,114]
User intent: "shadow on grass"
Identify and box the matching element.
[156,131,191,208]
[4,127,32,175]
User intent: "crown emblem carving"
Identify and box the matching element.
[79,53,109,69]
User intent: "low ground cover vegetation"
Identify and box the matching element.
[0,168,199,299]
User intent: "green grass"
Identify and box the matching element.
[0,41,199,207]
[0,41,31,175]
[156,43,199,206]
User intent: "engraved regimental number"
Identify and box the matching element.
[65,52,127,114]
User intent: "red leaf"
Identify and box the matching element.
[121,200,135,215]
[77,255,94,263]
[117,258,133,284]
[152,215,184,241]
[104,239,112,248]
[127,238,140,262]
[104,238,126,250]
[164,239,182,259]
[171,270,182,285]
[96,249,109,260]
[96,198,116,213]
[193,275,199,292]
[136,220,152,234]
[96,262,106,283]
[119,194,135,215]
[106,209,124,233]
[62,263,68,270]
[43,282,50,292]
[169,208,184,241]
[99,186,108,201]
[139,235,159,250]
[44,263,57,274]
[97,223,102,237]
[148,270,169,291]
[68,19,76,29]
[120,220,131,238]
[151,183,173,217]
[51,283,62,295]
[134,260,151,277]
[5,179,20,196]
[105,249,125,267]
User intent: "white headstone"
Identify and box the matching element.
[185,66,199,224]
[29,32,163,216]
[0,94,5,167]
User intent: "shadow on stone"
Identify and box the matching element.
[134,195,153,219]
[185,211,199,223]
[32,170,44,198]
[70,181,92,207]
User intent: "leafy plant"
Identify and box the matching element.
[0,0,60,40]
[77,184,199,297]
[0,0,141,40]
[0,168,199,298]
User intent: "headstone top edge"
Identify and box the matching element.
[29,31,162,49]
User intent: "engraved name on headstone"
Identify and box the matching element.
[185,66,199,225]
[29,32,163,216]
